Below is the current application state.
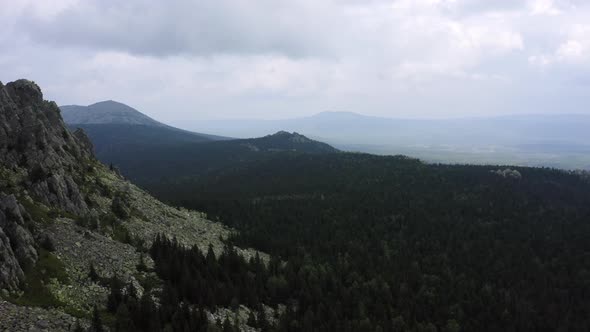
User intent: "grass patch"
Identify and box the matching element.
[64,306,91,319]
[9,249,69,308]
[18,197,52,224]
[136,273,161,293]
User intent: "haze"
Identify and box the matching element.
[1,0,590,128]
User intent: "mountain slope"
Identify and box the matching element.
[101,130,340,186]
[0,80,261,330]
[60,101,339,187]
[60,100,231,165]
[61,100,164,126]
[61,100,227,141]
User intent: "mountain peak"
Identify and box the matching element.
[248,131,338,153]
[60,100,163,126]
[88,100,130,108]
[269,131,311,142]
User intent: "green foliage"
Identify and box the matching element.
[88,263,100,282]
[111,192,131,219]
[10,249,69,307]
[147,152,590,331]
[107,266,208,331]
[18,196,51,224]
[91,305,105,332]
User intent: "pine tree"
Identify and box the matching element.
[91,305,104,332]
[88,262,100,282]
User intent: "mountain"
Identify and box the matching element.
[60,99,338,187]
[190,111,590,170]
[61,100,165,126]
[60,100,230,162]
[99,130,340,186]
[5,79,590,330]
[0,80,263,330]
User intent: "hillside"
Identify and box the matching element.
[85,130,339,186]
[0,80,264,331]
[148,152,590,331]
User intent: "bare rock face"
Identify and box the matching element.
[0,194,37,291]
[0,80,93,215]
[73,128,95,156]
[0,79,98,291]
[0,227,25,291]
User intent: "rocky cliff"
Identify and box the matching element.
[0,80,261,331]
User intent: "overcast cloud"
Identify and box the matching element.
[1,0,589,127]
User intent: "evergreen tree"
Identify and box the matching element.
[91,305,104,332]
[88,263,100,282]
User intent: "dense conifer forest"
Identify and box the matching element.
[124,152,590,331]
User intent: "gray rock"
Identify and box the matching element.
[0,194,37,291]
[72,128,95,157]
[0,80,92,215]
[0,227,25,291]
[36,319,49,329]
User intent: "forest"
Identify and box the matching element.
[119,152,590,331]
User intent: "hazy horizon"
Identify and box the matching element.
[59,99,590,123]
[2,0,590,124]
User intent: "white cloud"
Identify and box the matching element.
[1,0,590,120]
[529,24,590,67]
[529,0,562,16]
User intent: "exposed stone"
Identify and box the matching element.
[0,193,38,291]
[0,80,91,215]
[491,168,522,179]
[72,128,94,157]
[0,227,25,291]
[0,300,87,332]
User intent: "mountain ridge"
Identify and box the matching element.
[0,80,263,330]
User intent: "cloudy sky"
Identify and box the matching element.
[1,0,589,127]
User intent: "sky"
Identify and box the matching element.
[1,0,589,127]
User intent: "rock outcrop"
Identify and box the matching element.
[491,168,522,179]
[0,79,93,292]
[0,80,91,215]
[0,194,38,289]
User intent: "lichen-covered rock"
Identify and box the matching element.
[72,128,94,156]
[0,227,25,291]
[0,80,91,215]
[0,193,38,291]
[0,300,88,332]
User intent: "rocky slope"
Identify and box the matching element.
[0,80,261,331]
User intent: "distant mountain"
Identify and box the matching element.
[96,131,339,185]
[61,100,164,126]
[190,112,590,170]
[60,100,338,184]
[60,100,230,162]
